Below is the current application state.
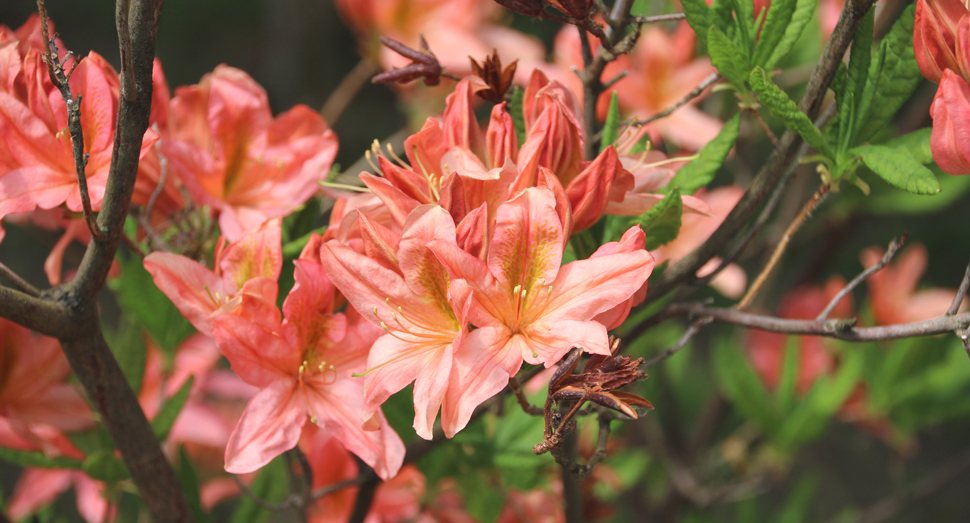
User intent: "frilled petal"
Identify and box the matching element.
[223,378,305,474]
[144,252,225,335]
[930,70,970,175]
[211,313,300,388]
[218,217,283,294]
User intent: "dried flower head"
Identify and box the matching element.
[469,49,518,103]
[549,338,653,419]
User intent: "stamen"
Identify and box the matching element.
[385,143,410,169]
[319,180,371,193]
[365,150,381,175]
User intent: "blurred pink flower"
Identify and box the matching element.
[861,242,967,325]
[160,65,337,240]
[8,468,114,523]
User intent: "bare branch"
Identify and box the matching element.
[629,72,720,127]
[657,302,970,342]
[634,13,687,24]
[644,0,878,303]
[0,261,40,297]
[312,476,367,500]
[817,235,906,321]
[0,286,71,338]
[736,184,830,310]
[347,466,380,523]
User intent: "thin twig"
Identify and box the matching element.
[509,376,544,416]
[947,257,970,316]
[629,72,720,127]
[748,108,778,145]
[736,184,830,310]
[816,235,906,321]
[654,302,970,342]
[644,317,711,369]
[321,59,380,125]
[36,0,105,242]
[0,261,40,297]
[634,13,687,24]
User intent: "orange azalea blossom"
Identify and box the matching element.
[159,65,338,240]
[0,318,92,457]
[0,16,175,245]
[333,0,546,86]
[552,21,722,151]
[8,468,114,523]
[860,242,968,325]
[302,428,424,523]
[211,234,404,477]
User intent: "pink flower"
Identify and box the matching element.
[651,186,748,298]
[552,22,722,151]
[929,69,970,174]
[211,235,404,478]
[914,0,969,83]
[320,205,475,439]
[8,468,114,523]
[304,428,424,523]
[0,318,92,455]
[160,65,338,240]
[428,187,655,433]
[861,242,967,325]
[144,218,283,336]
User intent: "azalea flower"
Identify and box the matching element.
[159,65,338,240]
[0,318,92,456]
[861,243,968,325]
[552,22,722,151]
[8,468,114,523]
[320,205,475,439]
[211,234,404,478]
[144,218,283,336]
[303,428,424,523]
[427,187,655,434]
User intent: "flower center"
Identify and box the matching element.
[298,358,337,424]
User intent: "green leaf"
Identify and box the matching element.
[852,145,942,195]
[668,113,741,194]
[765,0,818,69]
[152,377,194,441]
[600,92,621,153]
[177,446,208,523]
[730,0,755,53]
[840,9,874,151]
[777,475,819,523]
[750,67,835,160]
[883,128,933,164]
[854,4,922,144]
[282,225,327,261]
[509,86,527,145]
[636,188,683,251]
[104,315,146,395]
[230,457,289,523]
[753,0,795,66]
[108,253,195,355]
[713,340,779,432]
[680,0,713,47]
[0,447,83,469]
[708,26,752,90]
[83,449,130,483]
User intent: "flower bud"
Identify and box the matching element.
[914,0,969,82]
[930,69,970,174]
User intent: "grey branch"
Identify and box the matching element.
[816,235,906,321]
